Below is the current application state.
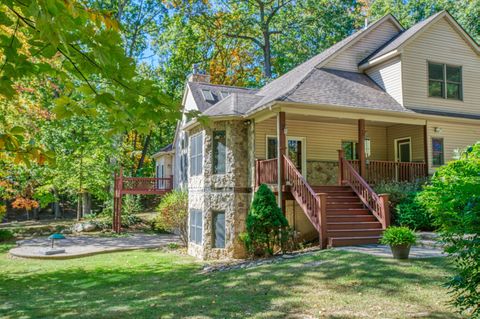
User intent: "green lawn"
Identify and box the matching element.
[0,244,461,319]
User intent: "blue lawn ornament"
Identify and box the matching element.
[48,233,65,248]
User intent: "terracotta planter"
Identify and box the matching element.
[390,244,412,259]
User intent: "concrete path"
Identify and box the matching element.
[335,244,447,259]
[9,233,181,259]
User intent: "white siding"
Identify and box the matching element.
[402,17,480,115]
[366,57,403,105]
[325,19,401,72]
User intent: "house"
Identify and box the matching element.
[157,11,480,260]
[152,143,174,189]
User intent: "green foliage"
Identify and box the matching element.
[380,226,417,246]
[419,142,480,318]
[0,229,14,242]
[244,184,289,257]
[395,194,434,231]
[374,180,424,207]
[154,190,188,245]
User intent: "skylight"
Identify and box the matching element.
[220,91,230,99]
[202,89,214,101]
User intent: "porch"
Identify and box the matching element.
[254,112,428,186]
[253,111,428,248]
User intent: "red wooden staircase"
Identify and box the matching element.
[312,186,383,247]
[257,152,390,248]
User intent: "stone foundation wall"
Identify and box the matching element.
[307,161,338,186]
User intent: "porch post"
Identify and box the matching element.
[277,112,286,214]
[358,119,366,177]
[423,124,429,177]
[337,149,344,185]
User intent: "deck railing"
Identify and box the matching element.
[340,155,390,229]
[348,160,426,184]
[284,155,328,248]
[255,158,278,186]
[121,177,173,194]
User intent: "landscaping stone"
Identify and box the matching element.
[73,222,97,233]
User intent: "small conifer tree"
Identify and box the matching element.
[244,184,289,256]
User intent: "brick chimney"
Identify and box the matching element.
[188,64,210,83]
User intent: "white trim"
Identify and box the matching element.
[394,137,412,162]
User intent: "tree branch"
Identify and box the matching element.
[225,33,264,48]
[57,47,98,95]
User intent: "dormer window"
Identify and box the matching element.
[428,62,462,100]
[220,91,230,99]
[201,89,214,101]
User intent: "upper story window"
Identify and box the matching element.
[213,130,226,174]
[428,62,462,100]
[190,132,203,176]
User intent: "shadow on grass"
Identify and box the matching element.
[0,249,459,319]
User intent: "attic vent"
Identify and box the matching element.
[220,91,230,99]
[202,89,214,101]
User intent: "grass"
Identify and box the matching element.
[0,249,461,319]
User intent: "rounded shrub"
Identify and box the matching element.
[243,184,289,257]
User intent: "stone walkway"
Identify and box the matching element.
[335,244,447,258]
[9,233,180,259]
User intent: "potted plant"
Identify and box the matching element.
[380,226,417,259]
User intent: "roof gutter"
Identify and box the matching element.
[358,49,400,71]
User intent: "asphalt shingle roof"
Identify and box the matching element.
[187,82,258,113]
[202,93,263,116]
[282,68,409,112]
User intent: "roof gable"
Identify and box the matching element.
[251,14,404,112]
[360,11,480,69]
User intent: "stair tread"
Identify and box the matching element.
[329,235,382,240]
[327,222,381,225]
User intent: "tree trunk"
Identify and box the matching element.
[53,189,62,219]
[263,31,272,79]
[33,207,39,220]
[82,192,91,216]
[136,131,152,176]
[77,194,82,221]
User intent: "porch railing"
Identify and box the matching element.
[284,155,328,248]
[255,158,278,186]
[348,160,426,184]
[340,156,390,229]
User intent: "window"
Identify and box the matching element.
[190,133,203,176]
[267,137,277,159]
[212,211,225,248]
[432,138,444,166]
[342,141,357,160]
[428,62,462,100]
[201,89,214,101]
[220,91,230,99]
[213,130,226,174]
[189,210,203,244]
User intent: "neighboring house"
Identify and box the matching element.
[158,11,480,260]
[153,144,174,189]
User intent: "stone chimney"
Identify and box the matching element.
[188,64,210,83]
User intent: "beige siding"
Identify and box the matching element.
[325,19,401,72]
[426,120,480,173]
[386,125,425,162]
[254,118,388,161]
[402,17,480,115]
[366,57,403,105]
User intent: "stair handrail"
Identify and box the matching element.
[283,155,328,248]
[339,153,390,229]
